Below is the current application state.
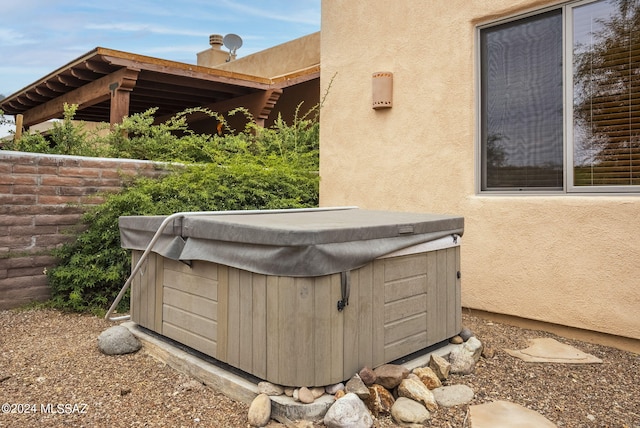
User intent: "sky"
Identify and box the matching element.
[0,0,321,136]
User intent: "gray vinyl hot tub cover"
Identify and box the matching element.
[119,208,464,277]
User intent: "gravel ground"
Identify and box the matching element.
[0,308,638,427]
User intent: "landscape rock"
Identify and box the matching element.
[412,366,442,389]
[258,381,284,396]
[391,397,431,426]
[323,393,373,428]
[449,346,476,375]
[310,387,326,399]
[406,373,421,382]
[373,364,409,390]
[397,378,438,412]
[334,390,346,400]
[284,387,295,397]
[429,354,451,380]
[459,327,474,341]
[469,400,558,427]
[345,374,370,400]
[97,325,141,355]
[464,336,484,362]
[248,393,271,427]
[325,383,344,395]
[359,366,377,385]
[449,337,484,375]
[450,335,464,344]
[298,387,315,404]
[363,383,395,416]
[432,384,475,407]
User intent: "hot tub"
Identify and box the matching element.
[119,208,463,387]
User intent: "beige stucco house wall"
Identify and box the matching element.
[215,32,320,79]
[319,0,640,348]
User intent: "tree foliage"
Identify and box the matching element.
[573,0,640,169]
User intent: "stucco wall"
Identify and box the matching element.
[216,32,320,78]
[319,0,640,340]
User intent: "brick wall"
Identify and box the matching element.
[0,151,166,309]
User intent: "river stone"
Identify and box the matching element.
[325,383,344,395]
[391,397,431,426]
[397,378,438,412]
[459,327,474,341]
[359,366,377,385]
[450,335,464,344]
[433,384,475,407]
[97,325,141,355]
[298,387,315,404]
[374,364,409,390]
[310,386,326,399]
[248,393,271,427]
[258,381,284,396]
[323,393,373,428]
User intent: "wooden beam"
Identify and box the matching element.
[110,89,130,125]
[154,89,283,127]
[103,54,272,89]
[21,67,140,128]
[14,115,23,141]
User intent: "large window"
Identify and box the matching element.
[480,0,640,192]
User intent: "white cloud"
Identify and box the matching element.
[0,29,36,46]
[84,22,208,38]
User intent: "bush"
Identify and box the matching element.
[2,104,111,156]
[40,105,319,314]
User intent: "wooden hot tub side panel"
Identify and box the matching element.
[220,267,269,379]
[382,253,430,362]
[342,262,383,378]
[130,251,220,357]
[130,251,163,332]
[429,247,461,345]
[224,270,346,387]
[380,246,461,362]
[161,258,219,357]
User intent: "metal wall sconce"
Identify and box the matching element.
[372,71,393,109]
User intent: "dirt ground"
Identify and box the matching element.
[0,308,638,427]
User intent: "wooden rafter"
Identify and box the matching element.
[22,67,140,128]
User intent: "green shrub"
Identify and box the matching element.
[2,104,110,156]
[44,105,319,314]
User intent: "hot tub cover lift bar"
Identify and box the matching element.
[105,206,359,322]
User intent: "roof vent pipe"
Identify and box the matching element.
[209,34,224,49]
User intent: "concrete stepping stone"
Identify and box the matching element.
[469,400,557,427]
[505,338,602,363]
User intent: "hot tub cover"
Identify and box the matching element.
[119,208,464,277]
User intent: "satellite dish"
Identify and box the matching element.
[223,34,243,57]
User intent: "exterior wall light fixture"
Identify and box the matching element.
[372,71,393,109]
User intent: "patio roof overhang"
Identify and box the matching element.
[0,47,319,129]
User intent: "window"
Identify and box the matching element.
[480,0,640,192]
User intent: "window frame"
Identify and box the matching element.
[476,0,640,194]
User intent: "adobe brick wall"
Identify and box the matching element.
[0,151,167,309]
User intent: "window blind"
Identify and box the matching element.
[572,0,640,186]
